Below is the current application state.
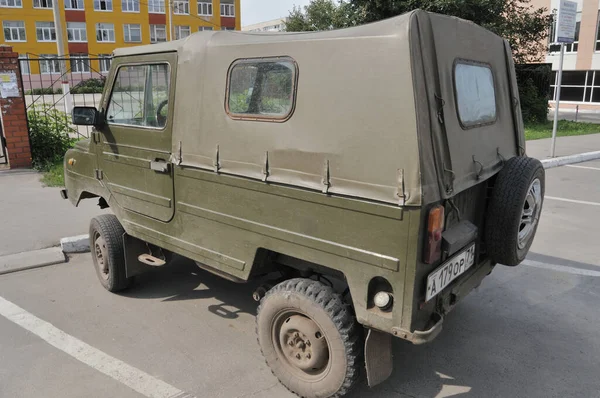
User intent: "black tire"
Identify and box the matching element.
[89,214,132,292]
[485,156,545,266]
[256,278,361,398]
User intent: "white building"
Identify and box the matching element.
[242,18,287,32]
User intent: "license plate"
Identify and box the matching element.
[425,244,476,302]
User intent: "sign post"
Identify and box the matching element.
[551,0,578,158]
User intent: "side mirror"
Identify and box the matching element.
[72,106,103,126]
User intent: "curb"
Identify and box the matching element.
[60,234,90,253]
[540,150,600,169]
[0,247,66,276]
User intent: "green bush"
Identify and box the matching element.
[28,106,77,171]
[25,87,63,95]
[519,77,549,123]
[71,78,106,94]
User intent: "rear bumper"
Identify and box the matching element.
[395,259,495,345]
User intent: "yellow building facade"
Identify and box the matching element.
[0,0,241,75]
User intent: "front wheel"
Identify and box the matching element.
[89,214,132,292]
[256,278,361,398]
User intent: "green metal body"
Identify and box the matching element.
[64,13,510,342]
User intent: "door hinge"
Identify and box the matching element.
[92,132,101,144]
[95,169,103,180]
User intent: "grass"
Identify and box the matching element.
[524,120,600,140]
[41,162,65,187]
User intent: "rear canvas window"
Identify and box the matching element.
[454,62,496,128]
[226,57,297,122]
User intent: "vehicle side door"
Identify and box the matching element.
[96,53,177,222]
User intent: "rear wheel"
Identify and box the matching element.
[89,215,132,292]
[256,278,361,398]
[485,156,545,266]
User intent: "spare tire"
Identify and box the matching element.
[485,156,545,266]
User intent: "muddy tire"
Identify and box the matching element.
[256,278,361,398]
[485,156,545,266]
[89,214,132,292]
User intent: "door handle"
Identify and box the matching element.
[150,159,170,173]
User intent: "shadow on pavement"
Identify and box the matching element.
[120,256,259,319]
[120,257,597,398]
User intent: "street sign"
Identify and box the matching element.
[550,0,578,158]
[555,0,578,43]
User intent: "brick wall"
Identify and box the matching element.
[0,45,32,169]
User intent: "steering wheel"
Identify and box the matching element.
[156,100,169,127]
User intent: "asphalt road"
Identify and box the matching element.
[1,161,600,398]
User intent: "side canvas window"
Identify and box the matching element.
[106,63,170,129]
[454,61,497,128]
[226,57,297,121]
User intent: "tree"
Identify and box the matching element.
[349,0,551,64]
[285,0,358,32]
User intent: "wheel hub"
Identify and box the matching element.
[94,235,109,281]
[278,315,328,372]
[518,178,542,249]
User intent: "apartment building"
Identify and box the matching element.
[0,0,240,75]
[532,0,600,109]
[242,17,286,32]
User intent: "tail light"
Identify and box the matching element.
[423,205,444,264]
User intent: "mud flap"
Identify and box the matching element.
[364,328,393,387]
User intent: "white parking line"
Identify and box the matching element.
[545,196,600,207]
[522,259,600,277]
[0,296,195,398]
[565,164,600,171]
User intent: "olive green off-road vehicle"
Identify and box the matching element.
[63,10,545,398]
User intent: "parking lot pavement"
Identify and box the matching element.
[0,170,107,256]
[1,160,599,398]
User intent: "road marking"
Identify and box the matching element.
[0,296,196,398]
[522,259,600,277]
[545,196,600,207]
[566,164,600,171]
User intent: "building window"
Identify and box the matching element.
[549,12,581,54]
[454,62,496,128]
[36,22,56,42]
[96,23,115,42]
[93,0,112,11]
[122,0,139,12]
[226,57,297,121]
[65,0,84,9]
[548,70,600,103]
[174,25,190,39]
[98,54,111,73]
[66,22,87,42]
[221,27,234,31]
[0,0,22,7]
[150,24,166,43]
[596,11,600,51]
[124,24,142,42]
[40,54,61,74]
[3,21,26,42]
[70,54,90,73]
[106,64,171,128]
[148,0,164,13]
[220,2,234,16]
[173,0,188,14]
[197,1,211,15]
[199,26,213,31]
[33,0,52,8]
[19,55,30,74]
